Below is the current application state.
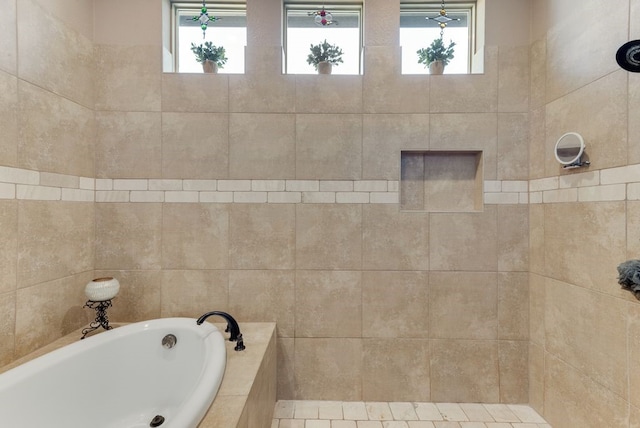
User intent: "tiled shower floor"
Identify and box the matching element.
[272,401,552,428]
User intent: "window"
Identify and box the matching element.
[284,4,363,75]
[400,3,474,74]
[172,2,247,73]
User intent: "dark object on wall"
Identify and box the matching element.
[617,259,640,300]
[616,40,640,72]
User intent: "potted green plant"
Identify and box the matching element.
[417,37,455,75]
[190,41,228,73]
[306,39,344,74]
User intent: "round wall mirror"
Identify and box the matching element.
[554,132,585,165]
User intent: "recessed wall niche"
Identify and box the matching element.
[400,151,483,212]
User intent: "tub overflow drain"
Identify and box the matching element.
[150,415,165,427]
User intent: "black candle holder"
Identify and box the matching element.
[81,299,114,339]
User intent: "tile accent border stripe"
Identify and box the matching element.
[3,164,637,204]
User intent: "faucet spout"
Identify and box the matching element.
[196,311,245,351]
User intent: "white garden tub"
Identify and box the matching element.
[0,318,226,428]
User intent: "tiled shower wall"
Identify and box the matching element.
[528,1,640,427]
[0,0,96,364]
[0,0,533,406]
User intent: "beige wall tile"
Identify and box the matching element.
[430,339,499,403]
[363,47,429,114]
[429,113,497,180]
[0,201,17,294]
[162,203,229,269]
[362,114,429,180]
[0,71,18,167]
[362,205,429,271]
[229,114,295,179]
[296,204,362,270]
[545,71,627,175]
[18,81,94,177]
[162,112,229,179]
[15,272,91,358]
[429,272,498,340]
[95,203,162,270]
[543,354,629,428]
[423,152,482,212]
[545,0,628,102]
[497,46,530,113]
[295,270,361,338]
[364,0,399,47]
[498,272,528,340]
[630,73,640,164]
[429,207,498,271]
[530,39,546,111]
[544,202,626,296]
[277,337,295,399]
[528,342,544,414]
[228,270,295,338]
[161,73,229,113]
[528,274,545,346]
[17,201,94,288]
[362,338,430,402]
[93,0,161,46]
[429,73,498,114]
[160,270,228,317]
[0,291,16,366]
[629,302,640,409]
[295,76,362,113]
[498,340,528,403]
[529,204,544,275]
[94,44,161,112]
[0,0,16,74]
[400,152,425,210]
[545,278,628,399]
[497,113,529,181]
[362,271,429,339]
[94,270,161,323]
[229,75,296,113]
[17,0,94,108]
[229,204,295,270]
[528,107,545,180]
[497,204,529,272]
[294,338,362,400]
[296,114,362,180]
[95,111,162,179]
[632,405,640,428]
[628,201,640,259]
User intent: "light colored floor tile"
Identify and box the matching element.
[332,421,357,428]
[275,401,296,419]
[460,404,494,422]
[296,401,321,419]
[366,402,394,421]
[414,403,444,421]
[272,419,280,428]
[279,419,306,428]
[307,420,331,428]
[485,424,511,428]
[344,402,369,420]
[434,422,462,428]
[319,402,344,420]
[512,424,539,428]
[460,423,487,428]
[389,402,419,421]
[408,422,436,428]
[382,422,410,428]
[358,422,384,428]
[482,405,519,423]
[436,404,469,422]
[507,405,547,423]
